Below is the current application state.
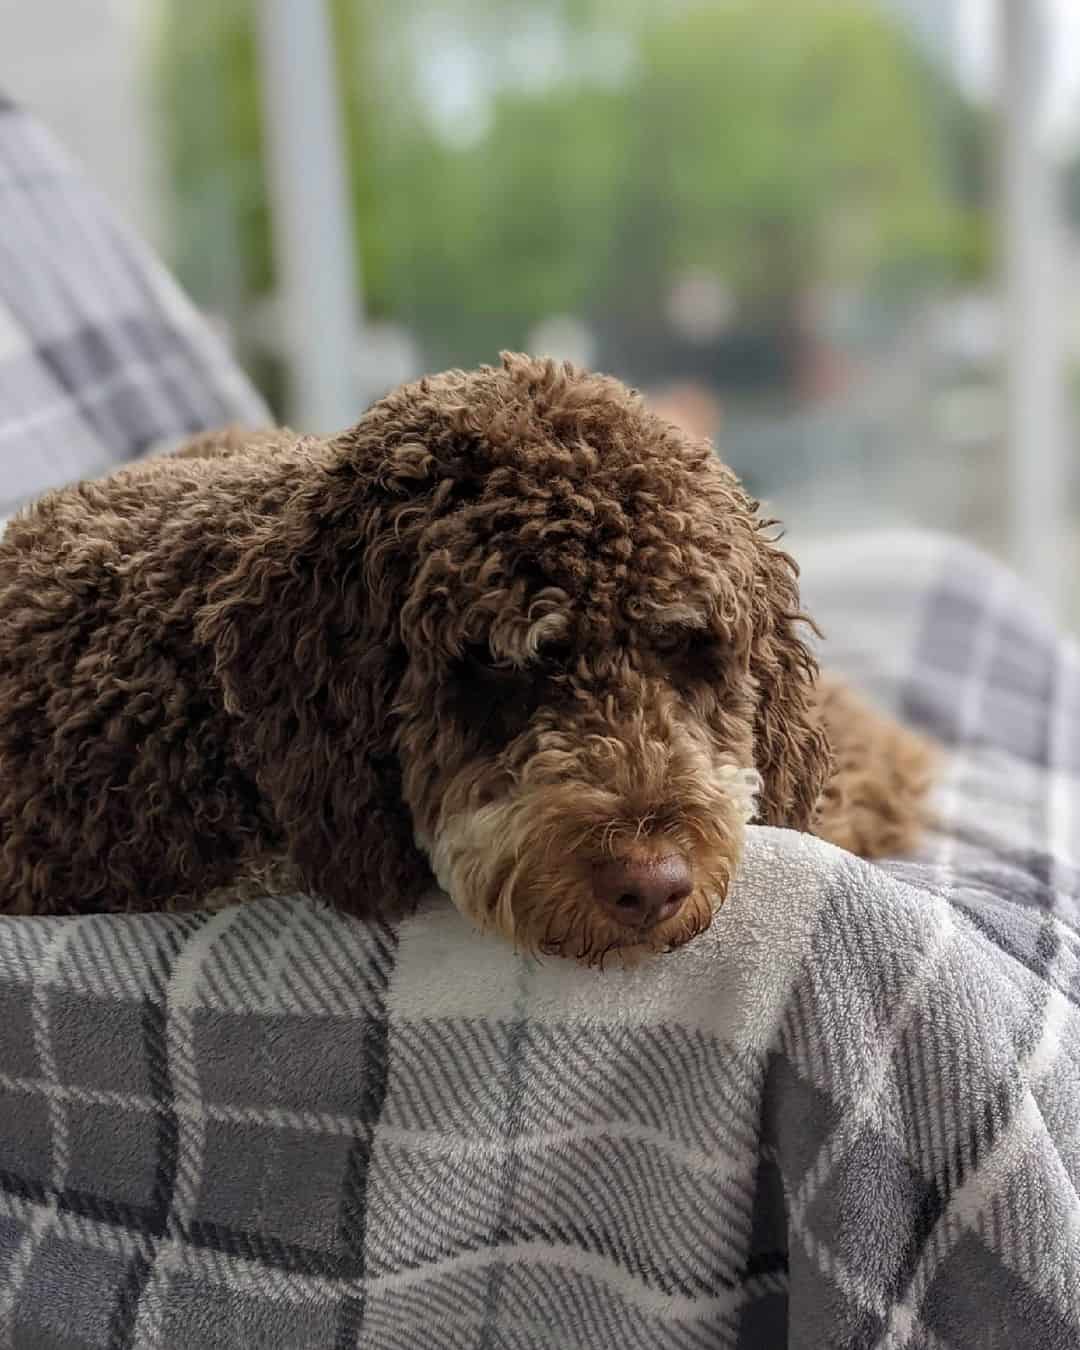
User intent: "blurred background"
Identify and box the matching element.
[1,0,1077,623]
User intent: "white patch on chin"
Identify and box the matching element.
[717,764,763,823]
[423,799,522,921]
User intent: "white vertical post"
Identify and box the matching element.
[254,0,361,433]
[999,0,1067,616]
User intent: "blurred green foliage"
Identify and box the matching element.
[154,0,991,377]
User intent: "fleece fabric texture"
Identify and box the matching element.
[0,94,267,520]
[0,530,1078,1350]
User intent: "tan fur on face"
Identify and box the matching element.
[0,354,936,965]
[424,713,761,965]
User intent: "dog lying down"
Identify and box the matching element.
[0,354,935,964]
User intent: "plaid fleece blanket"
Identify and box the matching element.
[1,530,1078,1350]
[0,94,266,519]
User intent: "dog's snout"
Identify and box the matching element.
[592,855,693,928]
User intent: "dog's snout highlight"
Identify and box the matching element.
[592,854,693,929]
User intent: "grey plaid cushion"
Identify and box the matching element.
[0,96,266,518]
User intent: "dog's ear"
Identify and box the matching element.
[195,461,431,915]
[746,530,833,831]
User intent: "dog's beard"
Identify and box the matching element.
[425,761,760,966]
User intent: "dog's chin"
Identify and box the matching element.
[533,885,725,968]
[425,794,742,966]
[453,872,729,967]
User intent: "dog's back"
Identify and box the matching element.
[0,443,295,914]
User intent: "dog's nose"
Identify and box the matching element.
[592,855,693,928]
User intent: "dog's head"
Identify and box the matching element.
[200,354,830,962]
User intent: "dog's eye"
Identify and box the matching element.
[459,642,516,681]
[655,628,719,682]
[452,643,542,740]
[460,639,572,682]
[652,628,697,657]
[535,636,574,673]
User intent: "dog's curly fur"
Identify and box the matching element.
[0,354,934,962]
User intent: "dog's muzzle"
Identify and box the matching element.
[419,760,761,962]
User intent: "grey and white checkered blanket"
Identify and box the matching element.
[2,93,1080,1350]
[0,94,266,520]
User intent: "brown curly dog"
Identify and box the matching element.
[0,354,934,963]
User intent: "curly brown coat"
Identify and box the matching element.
[0,354,934,962]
